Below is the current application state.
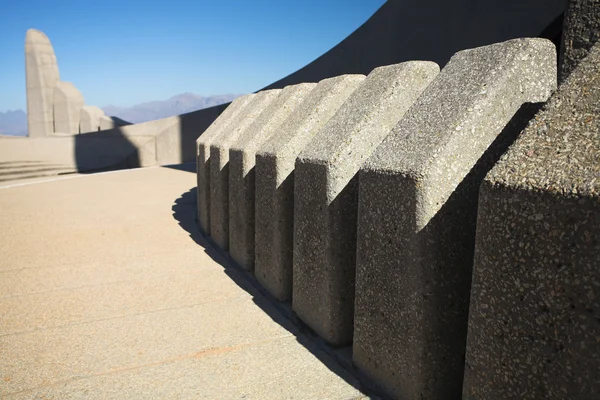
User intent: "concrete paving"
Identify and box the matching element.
[0,165,367,399]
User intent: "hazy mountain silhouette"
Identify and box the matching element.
[0,93,241,135]
[102,93,242,124]
[0,110,27,136]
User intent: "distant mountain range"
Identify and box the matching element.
[103,93,241,124]
[0,110,27,136]
[0,93,241,136]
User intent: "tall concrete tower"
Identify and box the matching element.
[25,29,60,137]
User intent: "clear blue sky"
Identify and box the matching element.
[0,0,385,112]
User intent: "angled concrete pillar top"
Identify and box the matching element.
[364,39,556,217]
[54,81,85,135]
[196,93,255,235]
[354,38,556,400]
[25,29,60,137]
[79,105,105,133]
[464,39,600,400]
[292,61,440,345]
[228,83,317,271]
[257,74,366,184]
[230,83,317,174]
[208,89,282,250]
[254,74,365,302]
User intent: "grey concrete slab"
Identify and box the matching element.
[25,29,60,137]
[229,83,316,271]
[5,338,364,400]
[559,0,600,81]
[196,94,255,235]
[292,61,439,346]
[353,38,557,399]
[0,269,248,336]
[54,81,85,134]
[0,165,366,399]
[79,105,105,133]
[463,40,600,400]
[254,74,365,301]
[209,89,282,250]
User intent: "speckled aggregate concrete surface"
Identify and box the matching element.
[464,40,600,400]
[0,166,366,399]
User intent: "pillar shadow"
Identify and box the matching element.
[74,126,141,173]
[171,186,389,399]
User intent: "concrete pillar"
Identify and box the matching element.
[559,0,600,82]
[464,40,600,400]
[53,81,84,134]
[254,74,365,301]
[98,115,131,131]
[353,38,556,399]
[25,29,60,137]
[229,83,316,271]
[79,105,105,133]
[196,94,255,235]
[292,61,439,346]
[209,89,281,250]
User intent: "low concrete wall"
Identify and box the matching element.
[0,132,155,175]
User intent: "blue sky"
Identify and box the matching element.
[0,0,385,112]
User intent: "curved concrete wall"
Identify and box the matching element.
[263,0,566,90]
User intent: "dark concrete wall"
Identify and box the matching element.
[264,0,566,90]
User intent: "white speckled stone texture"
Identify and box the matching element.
[354,38,557,399]
[292,61,440,346]
[254,74,365,301]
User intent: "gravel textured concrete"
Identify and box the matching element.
[254,74,365,301]
[559,0,600,81]
[209,89,281,250]
[292,61,439,346]
[196,94,255,235]
[353,38,557,399]
[229,83,316,271]
[0,166,366,399]
[463,40,600,400]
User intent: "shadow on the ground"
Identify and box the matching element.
[171,186,386,399]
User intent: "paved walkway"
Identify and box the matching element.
[0,165,366,399]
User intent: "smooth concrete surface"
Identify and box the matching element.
[0,134,156,175]
[209,90,281,250]
[197,94,256,235]
[54,81,85,135]
[463,40,600,400]
[292,61,439,346]
[254,74,365,302]
[229,83,317,271]
[80,105,105,133]
[25,29,60,138]
[353,38,557,399]
[99,115,131,131]
[0,166,366,399]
